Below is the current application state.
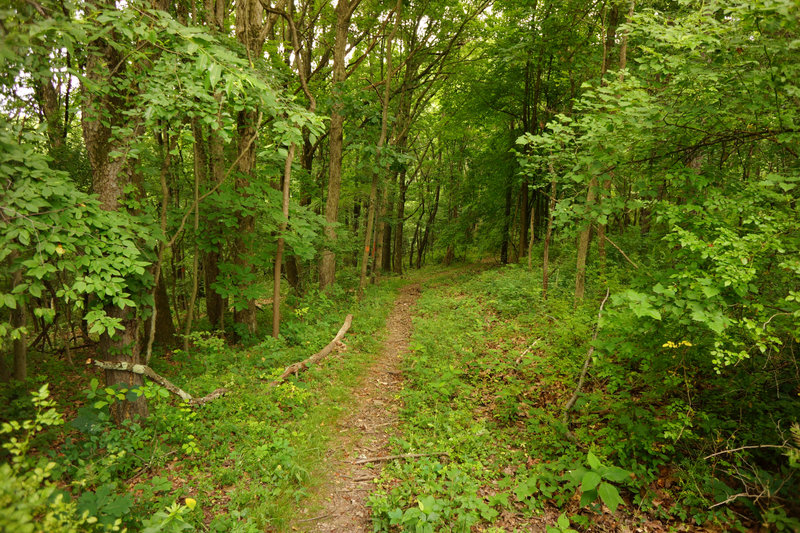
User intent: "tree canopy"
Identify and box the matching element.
[1,0,799,530]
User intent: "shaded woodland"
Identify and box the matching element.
[1,0,799,530]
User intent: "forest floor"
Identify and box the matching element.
[285,265,718,533]
[294,283,420,532]
[2,263,761,532]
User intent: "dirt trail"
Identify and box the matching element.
[297,283,420,532]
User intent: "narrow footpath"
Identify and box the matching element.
[296,283,421,532]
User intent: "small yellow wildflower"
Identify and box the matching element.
[185,498,197,510]
[662,340,693,349]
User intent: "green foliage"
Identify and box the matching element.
[0,120,155,344]
[546,513,578,533]
[0,385,122,532]
[140,501,196,533]
[371,263,799,530]
[568,452,631,512]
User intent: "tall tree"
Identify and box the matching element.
[319,0,362,289]
[81,3,148,421]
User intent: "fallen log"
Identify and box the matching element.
[87,359,228,406]
[268,314,353,387]
[353,452,450,465]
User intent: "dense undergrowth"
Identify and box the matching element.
[0,276,402,532]
[2,239,799,532]
[368,240,800,532]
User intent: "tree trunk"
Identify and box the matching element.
[409,219,419,269]
[183,119,206,348]
[392,172,408,274]
[575,176,598,301]
[11,266,26,381]
[597,3,631,272]
[597,178,611,271]
[232,0,266,336]
[204,252,223,327]
[273,144,296,338]
[527,199,535,269]
[82,23,147,422]
[379,184,393,272]
[359,0,400,296]
[204,123,225,329]
[599,3,619,83]
[320,0,353,290]
[417,184,440,269]
[443,244,454,266]
[619,1,635,81]
[542,178,556,300]
[517,179,529,261]
[286,131,314,292]
[152,275,176,348]
[500,178,512,264]
[34,78,64,152]
[360,179,379,295]
[374,183,391,278]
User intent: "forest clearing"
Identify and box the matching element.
[1,0,799,531]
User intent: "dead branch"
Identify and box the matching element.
[704,443,791,460]
[516,338,541,364]
[353,452,449,465]
[561,288,611,426]
[87,359,228,406]
[189,387,229,406]
[591,226,639,269]
[297,513,333,523]
[268,314,353,386]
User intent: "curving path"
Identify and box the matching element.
[296,283,420,532]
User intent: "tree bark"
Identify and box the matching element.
[182,119,207,349]
[33,77,64,152]
[500,177,512,264]
[392,172,408,274]
[381,185,394,273]
[373,183,391,281]
[82,21,147,422]
[152,275,176,348]
[417,184,440,268]
[359,0,400,297]
[204,123,225,329]
[517,179,529,261]
[232,0,266,336]
[273,144,296,337]
[11,266,26,381]
[574,176,598,301]
[320,0,355,290]
[527,199,535,269]
[542,178,556,300]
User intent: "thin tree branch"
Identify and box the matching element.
[562,288,611,425]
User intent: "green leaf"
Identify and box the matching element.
[209,63,222,89]
[587,451,602,470]
[601,466,631,483]
[29,284,42,298]
[579,488,597,507]
[597,482,624,512]
[557,513,570,529]
[418,495,435,513]
[581,471,602,492]
[2,294,17,309]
